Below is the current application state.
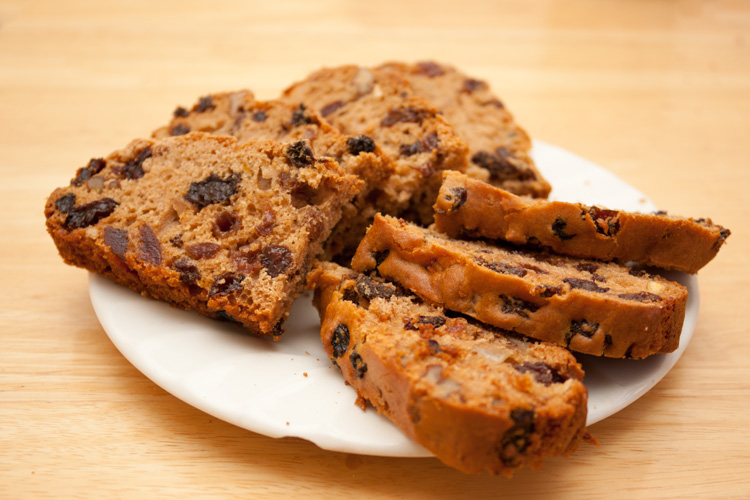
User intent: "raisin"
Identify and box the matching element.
[341,286,359,305]
[551,218,576,240]
[195,96,215,113]
[350,351,367,378]
[231,246,260,274]
[173,106,189,118]
[260,244,293,277]
[346,135,376,156]
[185,242,221,260]
[714,228,731,249]
[55,193,76,213]
[172,258,201,285]
[476,258,527,277]
[569,319,599,339]
[320,100,345,117]
[138,224,162,266]
[589,207,620,236]
[404,315,446,331]
[400,132,438,156]
[500,295,539,318]
[116,146,152,180]
[331,324,350,358]
[170,124,190,136]
[618,291,661,303]
[209,272,245,296]
[471,149,534,182]
[380,107,433,127]
[536,285,563,297]
[212,210,240,237]
[515,362,565,386]
[563,277,610,293]
[169,234,184,248]
[500,408,535,464]
[303,207,325,242]
[343,275,398,309]
[251,110,267,122]
[415,61,445,77]
[255,208,276,236]
[290,103,313,126]
[427,339,441,354]
[286,141,315,168]
[103,227,128,259]
[629,268,654,279]
[72,158,106,186]
[575,262,599,274]
[64,197,119,230]
[520,262,548,275]
[442,186,467,212]
[184,172,241,210]
[462,78,486,93]
[484,99,505,109]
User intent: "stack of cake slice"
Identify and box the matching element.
[45,61,730,475]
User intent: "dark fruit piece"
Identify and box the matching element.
[346,135,376,156]
[260,244,293,277]
[209,272,245,296]
[515,361,566,386]
[286,141,315,168]
[137,224,162,266]
[184,172,241,210]
[72,158,106,186]
[350,351,367,378]
[331,324,350,358]
[64,198,119,230]
[103,227,128,259]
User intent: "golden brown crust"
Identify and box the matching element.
[45,133,362,337]
[307,262,588,476]
[376,61,550,198]
[351,214,688,358]
[434,171,730,273]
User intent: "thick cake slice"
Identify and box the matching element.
[351,215,688,358]
[152,90,394,259]
[377,61,550,198]
[308,262,588,476]
[434,171,730,273]
[281,65,469,225]
[45,133,362,337]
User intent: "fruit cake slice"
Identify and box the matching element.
[351,214,688,358]
[434,171,730,273]
[376,61,550,198]
[152,90,394,259]
[281,65,469,225]
[45,133,362,337]
[308,262,588,476]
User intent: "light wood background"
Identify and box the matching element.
[2,1,749,498]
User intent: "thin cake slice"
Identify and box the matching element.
[351,214,688,358]
[434,171,730,273]
[152,90,394,259]
[45,133,362,337]
[308,262,588,476]
[377,61,550,198]
[281,65,469,225]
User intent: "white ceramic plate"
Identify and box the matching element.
[89,140,699,458]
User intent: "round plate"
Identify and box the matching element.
[89,140,698,457]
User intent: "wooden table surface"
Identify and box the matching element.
[2,1,749,498]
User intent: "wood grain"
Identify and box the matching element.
[2,1,749,498]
